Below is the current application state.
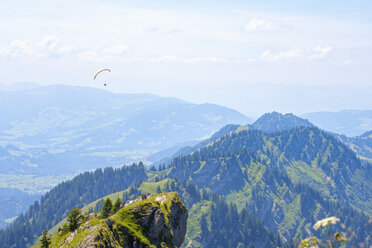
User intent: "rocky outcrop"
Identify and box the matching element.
[59,192,187,248]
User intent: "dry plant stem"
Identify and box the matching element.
[326,226,334,248]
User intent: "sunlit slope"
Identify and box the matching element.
[168,126,372,243]
[34,192,188,248]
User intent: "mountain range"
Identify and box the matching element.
[0,84,250,175]
[1,111,371,248]
[0,84,250,229]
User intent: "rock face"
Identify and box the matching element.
[59,192,187,248]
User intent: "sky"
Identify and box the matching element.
[1,0,372,118]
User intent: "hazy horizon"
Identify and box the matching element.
[1,0,372,117]
[2,81,372,119]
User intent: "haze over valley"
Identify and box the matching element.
[1,1,372,247]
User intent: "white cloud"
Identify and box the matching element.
[78,53,228,64]
[0,36,73,59]
[125,56,227,64]
[78,44,129,62]
[261,49,302,61]
[1,40,37,58]
[36,35,59,49]
[308,46,333,60]
[101,44,129,55]
[261,46,334,62]
[245,17,283,32]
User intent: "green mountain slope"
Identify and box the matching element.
[0,164,147,248]
[2,112,372,248]
[31,179,279,248]
[33,192,188,248]
[168,127,372,245]
[170,126,372,213]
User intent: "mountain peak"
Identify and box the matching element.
[252,111,314,133]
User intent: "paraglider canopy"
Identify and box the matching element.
[93,68,111,80]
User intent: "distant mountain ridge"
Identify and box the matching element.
[302,110,372,136]
[0,84,250,175]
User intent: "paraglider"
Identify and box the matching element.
[94,68,111,86]
[94,68,111,79]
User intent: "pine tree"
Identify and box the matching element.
[67,207,83,232]
[40,230,51,248]
[100,198,113,218]
[111,198,122,214]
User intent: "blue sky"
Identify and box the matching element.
[1,0,372,117]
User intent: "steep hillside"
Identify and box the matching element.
[252,112,314,133]
[34,192,188,248]
[168,127,372,245]
[0,164,147,248]
[154,111,316,167]
[1,173,281,248]
[46,179,280,248]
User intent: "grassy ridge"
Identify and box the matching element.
[35,192,185,248]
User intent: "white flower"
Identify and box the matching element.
[313,217,340,230]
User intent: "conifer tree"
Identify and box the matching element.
[100,198,113,218]
[111,198,122,214]
[40,230,51,248]
[67,207,83,232]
